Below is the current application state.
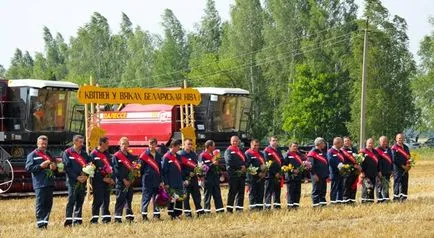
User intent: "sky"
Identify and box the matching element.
[0,0,432,69]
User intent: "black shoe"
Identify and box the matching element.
[63,220,73,227]
[114,218,122,223]
[102,219,111,224]
[73,221,82,226]
[142,216,149,222]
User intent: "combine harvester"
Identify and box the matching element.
[0,79,251,196]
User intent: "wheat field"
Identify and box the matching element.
[1,149,434,238]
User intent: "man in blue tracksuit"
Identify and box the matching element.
[341,137,360,204]
[263,136,284,209]
[327,137,345,204]
[113,137,138,223]
[199,140,224,214]
[308,137,329,207]
[284,142,304,208]
[180,138,204,217]
[360,138,380,203]
[225,136,246,213]
[140,138,163,221]
[25,135,57,229]
[162,140,184,219]
[89,137,115,224]
[392,133,411,201]
[375,136,393,202]
[245,139,266,210]
[63,134,91,226]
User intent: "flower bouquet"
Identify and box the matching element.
[408,152,420,168]
[337,162,352,176]
[57,162,64,173]
[75,162,96,191]
[353,153,365,165]
[194,162,209,177]
[299,160,312,174]
[212,149,222,173]
[101,165,113,192]
[168,188,185,202]
[246,165,259,176]
[155,187,171,208]
[124,161,141,192]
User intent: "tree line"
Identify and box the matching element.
[1,0,432,143]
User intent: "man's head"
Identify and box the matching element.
[366,138,374,149]
[379,136,389,148]
[314,137,326,150]
[170,139,182,153]
[289,142,298,153]
[333,137,343,149]
[250,139,260,151]
[149,138,158,151]
[230,136,240,147]
[204,140,215,151]
[98,137,109,151]
[396,133,404,145]
[119,137,129,152]
[37,135,48,151]
[184,138,193,151]
[343,136,352,147]
[269,136,278,148]
[73,135,84,150]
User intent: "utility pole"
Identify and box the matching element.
[360,21,368,150]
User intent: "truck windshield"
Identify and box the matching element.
[28,88,70,131]
[198,95,251,132]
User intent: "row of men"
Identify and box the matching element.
[25,133,411,228]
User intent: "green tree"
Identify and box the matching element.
[282,0,357,142]
[6,49,33,79]
[67,12,113,85]
[225,0,266,139]
[413,17,434,130]
[153,9,189,86]
[0,64,5,78]
[347,0,417,143]
[120,27,156,87]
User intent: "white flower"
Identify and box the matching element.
[337,162,344,170]
[82,163,96,178]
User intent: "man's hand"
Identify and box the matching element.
[160,182,164,187]
[312,174,319,183]
[212,159,219,165]
[378,172,382,179]
[189,172,195,177]
[275,173,281,179]
[258,172,265,178]
[103,177,115,185]
[40,160,51,169]
[293,169,299,175]
[354,164,362,172]
[49,163,57,171]
[123,179,131,188]
[241,166,246,173]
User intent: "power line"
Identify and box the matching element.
[98,31,355,88]
[189,33,353,81]
[101,26,357,86]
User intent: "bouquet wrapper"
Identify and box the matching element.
[155,187,170,207]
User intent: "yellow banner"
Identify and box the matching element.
[77,86,202,105]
